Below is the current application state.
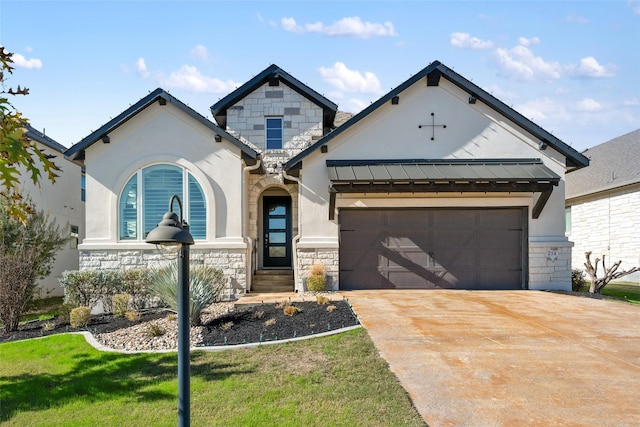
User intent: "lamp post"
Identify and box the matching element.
[146,195,194,427]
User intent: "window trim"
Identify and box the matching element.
[118,163,207,242]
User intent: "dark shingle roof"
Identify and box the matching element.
[210,64,338,131]
[65,88,258,162]
[565,128,640,200]
[285,60,589,171]
[25,125,67,153]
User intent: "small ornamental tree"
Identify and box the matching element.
[1,47,60,223]
[0,206,67,332]
[584,251,640,294]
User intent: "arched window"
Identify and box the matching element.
[119,164,206,241]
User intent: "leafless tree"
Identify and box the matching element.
[583,251,639,294]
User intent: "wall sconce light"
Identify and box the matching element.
[214,135,222,143]
[391,95,400,105]
[539,141,548,150]
[102,135,110,144]
[468,96,477,104]
[321,145,328,153]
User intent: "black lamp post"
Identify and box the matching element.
[145,195,194,427]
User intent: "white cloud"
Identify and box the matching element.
[281,16,397,38]
[515,97,570,121]
[494,45,562,81]
[317,62,382,95]
[12,53,42,69]
[136,57,149,78]
[623,98,640,106]
[517,36,540,47]
[567,56,616,78]
[189,45,209,61]
[157,65,239,94]
[450,32,494,50]
[575,98,603,112]
[566,14,590,24]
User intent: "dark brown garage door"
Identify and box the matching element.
[339,208,526,290]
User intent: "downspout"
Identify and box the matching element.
[281,167,302,292]
[242,159,262,292]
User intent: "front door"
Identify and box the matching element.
[263,196,292,268]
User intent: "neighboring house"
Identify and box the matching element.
[22,125,84,297]
[565,129,640,283]
[66,61,588,297]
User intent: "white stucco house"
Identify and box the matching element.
[565,129,640,283]
[22,125,84,296]
[66,61,588,297]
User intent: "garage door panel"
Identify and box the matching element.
[339,208,525,290]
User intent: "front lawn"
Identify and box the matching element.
[601,281,640,304]
[0,330,425,426]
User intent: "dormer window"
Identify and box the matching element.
[266,117,283,150]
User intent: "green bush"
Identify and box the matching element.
[572,269,587,292]
[112,293,131,317]
[57,303,76,324]
[60,270,119,311]
[306,275,327,292]
[149,264,226,326]
[0,208,67,332]
[69,306,91,328]
[120,269,153,309]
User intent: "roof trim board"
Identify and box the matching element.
[25,125,67,153]
[285,60,589,171]
[65,88,258,162]
[210,64,338,130]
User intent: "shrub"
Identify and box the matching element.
[264,318,277,327]
[60,270,119,311]
[146,323,165,337]
[572,269,587,292]
[149,263,226,326]
[306,263,327,292]
[120,269,153,309]
[0,208,67,333]
[69,306,91,328]
[57,303,76,324]
[283,305,301,316]
[316,295,330,305]
[42,321,56,332]
[125,310,141,322]
[326,305,337,313]
[112,293,131,317]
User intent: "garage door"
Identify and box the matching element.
[339,208,526,290]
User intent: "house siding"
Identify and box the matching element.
[567,185,640,282]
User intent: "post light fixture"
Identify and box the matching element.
[145,194,194,427]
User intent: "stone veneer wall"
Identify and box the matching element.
[79,248,247,300]
[226,83,323,174]
[567,186,640,283]
[296,247,340,292]
[528,242,573,290]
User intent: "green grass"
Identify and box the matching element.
[601,281,640,304]
[0,330,425,426]
[19,296,65,323]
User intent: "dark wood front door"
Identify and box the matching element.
[263,196,292,268]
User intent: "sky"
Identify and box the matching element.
[1,0,639,152]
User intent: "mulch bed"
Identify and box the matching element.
[0,300,360,347]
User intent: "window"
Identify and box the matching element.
[81,171,86,202]
[70,225,79,249]
[565,206,572,233]
[119,164,207,241]
[266,117,283,149]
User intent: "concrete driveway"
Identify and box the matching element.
[344,290,640,427]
